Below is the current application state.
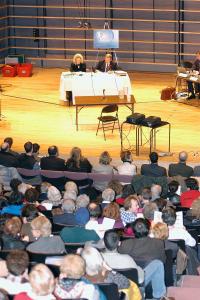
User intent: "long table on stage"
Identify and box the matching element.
[74,95,136,130]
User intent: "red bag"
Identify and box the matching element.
[160,86,176,100]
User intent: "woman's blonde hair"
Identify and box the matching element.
[70,147,84,168]
[191,197,200,219]
[99,151,112,165]
[60,254,85,279]
[73,53,84,64]
[151,222,169,240]
[29,264,55,296]
[31,216,52,237]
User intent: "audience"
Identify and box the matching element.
[66,146,92,173]
[120,195,140,225]
[180,177,200,208]
[4,137,19,158]
[18,142,39,170]
[141,152,167,177]
[53,198,76,225]
[21,204,39,242]
[40,145,65,171]
[116,150,137,176]
[151,183,162,201]
[184,197,200,226]
[26,215,66,253]
[167,180,181,206]
[1,217,25,250]
[101,188,115,209]
[168,151,194,177]
[0,142,19,168]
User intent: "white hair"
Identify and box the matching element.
[63,190,77,201]
[76,194,90,209]
[65,181,78,194]
[102,188,115,202]
[81,246,104,276]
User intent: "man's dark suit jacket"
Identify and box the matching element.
[95,60,119,72]
[0,151,19,168]
[40,156,65,171]
[70,63,86,72]
[140,163,167,177]
[53,213,76,226]
[168,162,193,178]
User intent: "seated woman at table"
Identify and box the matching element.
[70,53,86,72]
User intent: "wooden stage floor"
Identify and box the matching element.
[0,68,200,163]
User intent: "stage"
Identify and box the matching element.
[0,67,200,163]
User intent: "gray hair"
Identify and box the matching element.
[143,202,158,221]
[63,190,77,201]
[151,184,162,201]
[102,188,115,202]
[62,199,75,213]
[179,151,188,162]
[76,194,90,209]
[80,246,104,276]
[64,181,78,194]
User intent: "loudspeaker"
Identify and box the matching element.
[142,116,162,127]
[126,113,145,124]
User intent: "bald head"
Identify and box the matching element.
[1,142,9,152]
[179,151,188,163]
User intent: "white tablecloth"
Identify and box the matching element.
[59,71,132,104]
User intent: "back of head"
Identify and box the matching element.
[10,178,22,193]
[162,207,176,226]
[21,204,39,222]
[47,185,62,206]
[88,202,102,218]
[31,215,52,237]
[62,199,75,213]
[179,151,188,162]
[29,264,55,296]
[80,246,103,276]
[131,218,150,238]
[4,217,22,237]
[122,184,135,198]
[143,202,158,221]
[151,222,169,240]
[76,194,90,209]
[168,180,179,194]
[140,187,152,200]
[63,190,77,201]
[1,142,9,153]
[4,137,13,148]
[120,150,132,163]
[185,177,199,190]
[70,147,82,167]
[102,188,115,203]
[103,202,120,220]
[6,250,29,276]
[33,143,40,154]
[153,198,167,212]
[107,179,123,196]
[48,145,58,156]
[24,141,33,153]
[149,152,158,163]
[64,181,78,194]
[60,254,85,279]
[25,188,39,203]
[104,229,119,251]
[99,151,112,165]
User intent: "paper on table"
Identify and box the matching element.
[174,211,183,228]
[101,217,115,230]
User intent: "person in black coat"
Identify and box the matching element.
[141,152,167,177]
[95,53,119,72]
[40,145,65,171]
[70,53,86,72]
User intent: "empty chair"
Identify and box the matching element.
[96,104,120,140]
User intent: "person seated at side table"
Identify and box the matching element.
[95,53,119,72]
[70,53,86,72]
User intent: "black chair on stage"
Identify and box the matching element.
[96,104,120,140]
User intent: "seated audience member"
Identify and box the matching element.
[4,137,19,158]
[53,198,76,225]
[45,185,62,208]
[40,145,65,171]
[21,204,39,242]
[64,181,78,195]
[167,180,181,206]
[116,184,135,206]
[101,188,115,209]
[0,250,30,295]
[66,147,92,173]
[92,151,113,192]
[168,151,194,177]
[118,218,166,266]
[151,184,162,201]
[81,246,130,290]
[26,215,65,253]
[184,197,200,226]
[162,207,196,247]
[38,182,49,201]
[18,183,32,197]
[76,194,90,210]
[24,188,46,212]
[60,207,100,243]
[63,190,77,201]
[180,177,200,208]
[120,195,140,225]
[85,202,102,235]
[18,141,39,169]
[0,142,19,168]
[1,217,25,250]
[54,254,101,300]
[143,202,158,224]
[1,192,24,216]
[153,198,168,212]
[141,152,167,177]
[14,264,55,300]
[101,202,123,229]
[95,53,119,72]
[151,222,178,259]
[107,179,123,201]
[70,53,86,72]
[116,150,137,176]
[32,142,41,162]
[138,187,152,207]
[102,229,144,284]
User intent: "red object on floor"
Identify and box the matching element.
[2,64,17,77]
[17,63,33,77]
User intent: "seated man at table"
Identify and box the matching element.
[70,53,86,72]
[187,51,200,99]
[95,53,119,72]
